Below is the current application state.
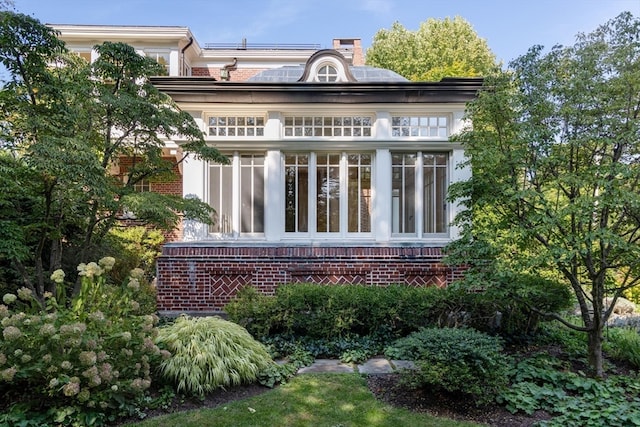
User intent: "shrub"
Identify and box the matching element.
[0,258,164,426]
[385,327,512,405]
[155,316,275,396]
[443,274,574,340]
[225,284,446,341]
[604,328,640,369]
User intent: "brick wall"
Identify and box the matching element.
[156,244,466,315]
[191,67,266,81]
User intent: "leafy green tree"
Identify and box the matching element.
[366,16,497,81]
[0,12,226,303]
[446,12,640,377]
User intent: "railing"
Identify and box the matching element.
[204,42,322,50]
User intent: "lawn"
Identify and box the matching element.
[126,373,481,427]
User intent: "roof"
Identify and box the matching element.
[247,65,409,83]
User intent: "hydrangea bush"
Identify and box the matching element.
[0,257,168,426]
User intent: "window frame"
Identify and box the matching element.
[283,151,374,239]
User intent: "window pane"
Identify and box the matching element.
[392,154,416,234]
[285,154,309,233]
[209,165,233,233]
[316,154,340,233]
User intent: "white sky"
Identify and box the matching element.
[13,0,640,65]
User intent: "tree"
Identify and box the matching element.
[446,12,640,377]
[366,16,497,81]
[0,12,226,303]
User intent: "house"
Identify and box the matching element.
[53,25,482,316]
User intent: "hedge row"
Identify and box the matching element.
[224,275,573,341]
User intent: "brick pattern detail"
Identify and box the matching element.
[156,245,467,314]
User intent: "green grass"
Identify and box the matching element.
[127,374,481,427]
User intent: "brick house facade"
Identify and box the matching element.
[53,25,481,315]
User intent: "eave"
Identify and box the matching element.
[150,77,484,104]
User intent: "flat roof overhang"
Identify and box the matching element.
[150,76,484,104]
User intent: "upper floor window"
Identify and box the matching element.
[316,64,338,82]
[208,116,265,137]
[392,115,449,137]
[284,115,372,137]
[144,50,170,75]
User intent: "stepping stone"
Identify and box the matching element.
[390,360,417,371]
[357,357,394,374]
[297,359,354,373]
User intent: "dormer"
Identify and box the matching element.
[297,49,358,82]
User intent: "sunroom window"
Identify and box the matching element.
[208,153,264,236]
[284,152,372,236]
[392,152,449,236]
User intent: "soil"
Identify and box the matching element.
[118,375,549,426]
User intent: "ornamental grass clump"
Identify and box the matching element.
[156,316,275,396]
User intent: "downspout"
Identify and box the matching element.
[220,57,237,81]
[181,36,194,76]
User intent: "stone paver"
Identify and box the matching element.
[357,357,394,374]
[390,360,417,371]
[296,358,415,374]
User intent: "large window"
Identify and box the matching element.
[209,154,264,236]
[285,152,372,236]
[392,152,449,236]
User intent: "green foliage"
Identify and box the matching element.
[0,259,164,426]
[155,316,275,396]
[385,327,512,405]
[225,284,446,341]
[445,273,574,341]
[0,12,227,302]
[605,328,640,369]
[498,354,640,426]
[366,16,497,81]
[446,12,640,376]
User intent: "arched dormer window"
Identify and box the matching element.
[298,49,358,83]
[317,64,338,82]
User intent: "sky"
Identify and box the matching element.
[12,0,640,65]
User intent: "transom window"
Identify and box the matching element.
[283,116,372,137]
[392,115,449,137]
[392,152,449,236]
[208,116,265,137]
[317,64,338,82]
[284,152,371,236]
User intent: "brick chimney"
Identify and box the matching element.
[333,38,364,66]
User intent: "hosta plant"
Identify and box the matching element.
[156,315,275,396]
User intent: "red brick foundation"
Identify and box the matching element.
[156,243,465,315]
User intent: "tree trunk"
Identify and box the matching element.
[587,322,604,378]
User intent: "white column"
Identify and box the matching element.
[169,50,180,76]
[182,153,207,241]
[449,148,470,240]
[374,148,391,242]
[264,150,282,241]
